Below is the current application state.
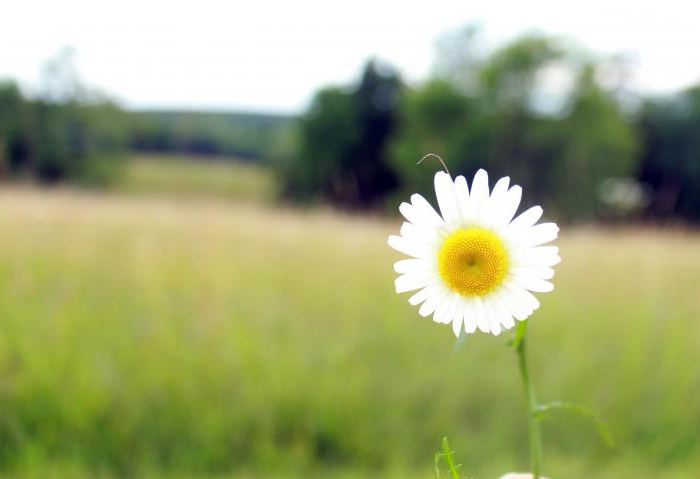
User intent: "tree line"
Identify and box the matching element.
[0,79,292,183]
[0,81,126,184]
[283,32,700,223]
[2,36,700,223]
[0,48,293,183]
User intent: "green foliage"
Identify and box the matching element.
[0,81,31,175]
[0,80,127,185]
[389,34,637,222]
[638,85,700,220]
[534,401,615,449]
[479,34,561,111]
[282,32,671,222]
[128,110,294,161]
[434,437,465,479]
[282,87,361,202]
[551,66,637,219]
[389,79,479,200]
[30,100,127,183]
[283,60,400,208]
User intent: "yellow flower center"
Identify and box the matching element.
[437,227,509,297]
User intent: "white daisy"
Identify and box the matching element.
[388,169,560,337]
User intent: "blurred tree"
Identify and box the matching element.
[283,87,360,201]
[433,24,482,95]
[391,35,564,204]
[1,35,691,225]
[128,111,293,160]
[390,34,637,221]
[553,65,637,220]
[389,79,481,199]
[476,34,563,194]
[284,60,400,207]
[28,100,127,183]
[479,35,562,112]
[0,49,127,184]
[638,85,700,221]
[0,81,30,176]
[39,47,85,103]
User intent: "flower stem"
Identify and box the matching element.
[516,327,542,479]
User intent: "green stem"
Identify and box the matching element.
[516,328,542,479]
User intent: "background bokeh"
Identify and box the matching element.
[0,2,699,478]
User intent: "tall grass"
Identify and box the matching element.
[0,188,697,477]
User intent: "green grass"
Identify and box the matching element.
[0,188,698,478]
[114,154,276,203]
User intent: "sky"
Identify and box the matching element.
[1,0,698,114]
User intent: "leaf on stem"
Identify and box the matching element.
[434,436,466,479]
[533,400,615,448]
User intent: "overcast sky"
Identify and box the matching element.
[2,0,698,113]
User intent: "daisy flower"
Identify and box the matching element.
[388,169,560,337]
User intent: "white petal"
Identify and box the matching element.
[451,313,463,337]
[542,255,562,267]
[434,171,461,227]
[491,176,510,199]
[500,186,522,225]
[474,297,490,333]
[512,246,560,264]
[484,300,502,336]
[387,235,428,258]
[516,254,561,268]
[469,169,490,222]
[393,258,430,274]
[418,297,438,317]
[433,294,458,324]
[499,309,516,330]
[509,205,543,229]
[408,286,432,306]
[498,285,535,321]
[441,294,461,325]
[395,272,434,293]
[503,281,540,319]
[516,222,559,247]
[484,177,509,228]
[433,301,448,324]
[418,287,448,317]
[512,276,554,293]
[511,266,555,280]
[400,221,440,248]
[489,296,515,331]
[509,285,541,311]
[463,299,478,333]
[453,175,470,220]
[399,201,436,230]
[399,194,444,230]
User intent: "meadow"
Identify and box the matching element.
[0,159,698,478]
[114,154,277,203]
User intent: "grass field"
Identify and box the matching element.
[114,154,277,203]
[0,184,698,478]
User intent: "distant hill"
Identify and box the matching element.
[128,110,296,161]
